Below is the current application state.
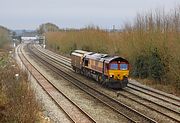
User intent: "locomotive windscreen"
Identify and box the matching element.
[120,63,128,70]
[110,63,118,70]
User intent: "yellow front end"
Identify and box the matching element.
[108,70,129,81]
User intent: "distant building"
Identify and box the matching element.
[21,31,38,43]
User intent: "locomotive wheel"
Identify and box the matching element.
[95,75,99,82]
[95,75,102,83]
[98,75,103,83]
[75,68,78,73]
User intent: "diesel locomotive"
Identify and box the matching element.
[71,50,129,89]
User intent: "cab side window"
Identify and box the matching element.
[85,59,89,66]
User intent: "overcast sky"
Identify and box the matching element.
[0,0,180,30]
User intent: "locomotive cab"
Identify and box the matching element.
[105,58,129,88]
[108,61,129,80]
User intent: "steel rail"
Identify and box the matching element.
[29,44,157,123]
[34,44,180,109]
[17,44,96,123]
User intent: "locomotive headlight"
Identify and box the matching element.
[110,74,114,78]
[124,74,128,77]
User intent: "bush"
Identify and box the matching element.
[45,27,111,54]
[132,47,166,81]
[149,48,165,81]
[0,26,10,49]
[0,55,41,122]
[133,54,149,79]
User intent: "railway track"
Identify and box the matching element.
[34,44,180,106]
[35,45,71,64]
[34,44,180,105]
[128,82,180,107]
[29,44,157,123]
[17,44,96,123]
[117,89,180,122]
[32,44,180,122]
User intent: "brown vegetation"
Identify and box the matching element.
[45,27,110,54]
[122,7,180,95]
[0,54,41,122]
[0,26,10,50]
[37,23,60,34]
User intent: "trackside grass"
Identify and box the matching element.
[0,53,42,122]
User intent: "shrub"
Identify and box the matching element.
[148,48,165,81]
[0,55,41,122]
[0,26,10,49]
[132,47,166,81]
[133,54,149,79]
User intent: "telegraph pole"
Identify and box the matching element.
[38,35,46,48]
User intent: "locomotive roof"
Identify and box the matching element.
[103,56,128,63]
[71,50,93,57]
[71,50,128,63]
[71,52,84,57]
[85,53,128,63]
[74,50,90,54]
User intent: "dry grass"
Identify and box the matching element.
[0,26,10,49]
[45,28,110,54]
[136,78,180,97]
[121,7,180,95]
[0,53,42,122]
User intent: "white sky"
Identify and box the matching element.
[0,0,179,30]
